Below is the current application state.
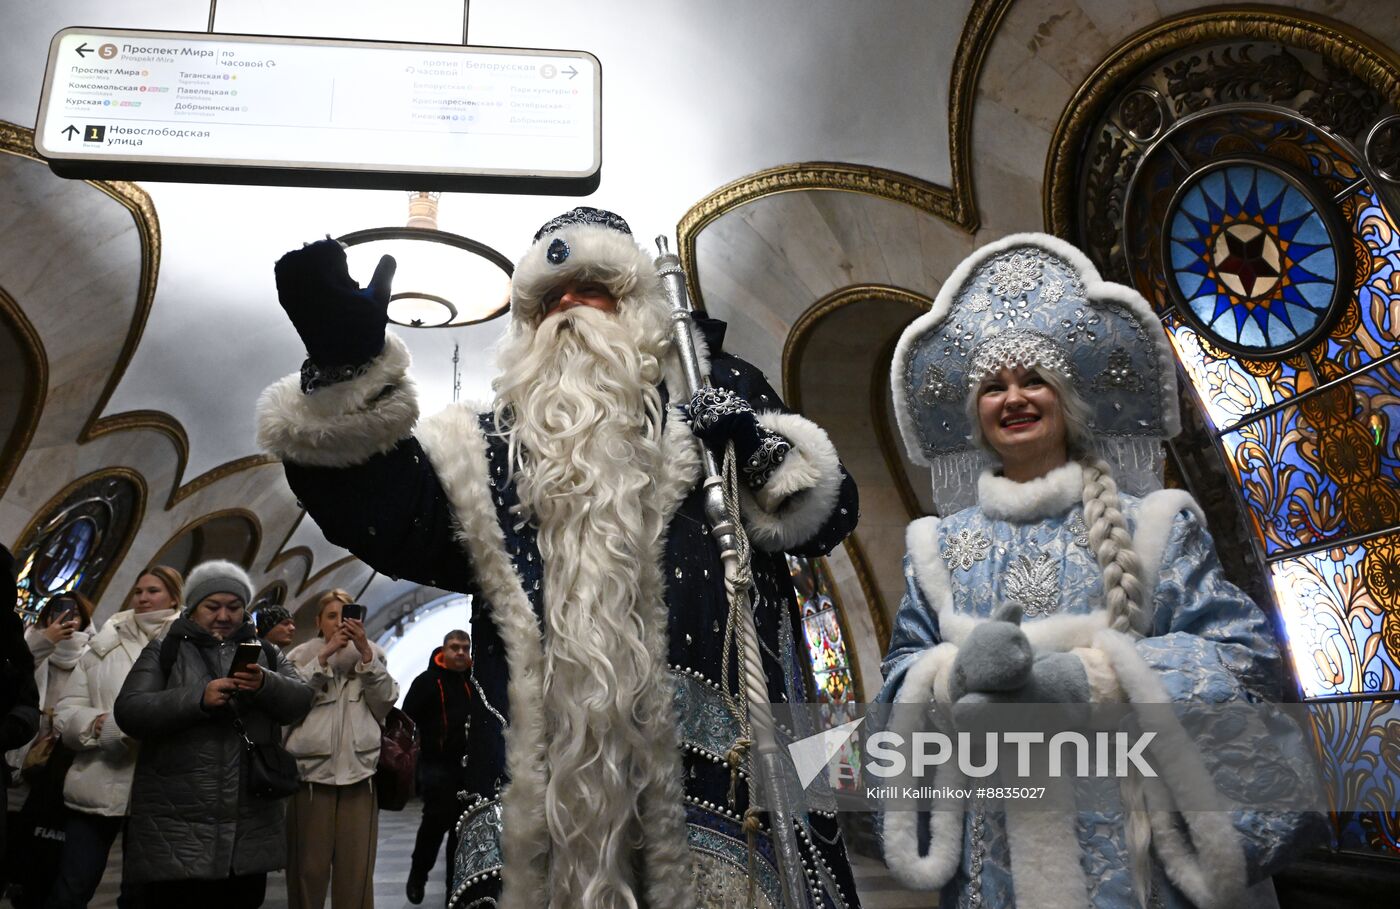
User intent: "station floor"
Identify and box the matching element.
[89,802,932,908]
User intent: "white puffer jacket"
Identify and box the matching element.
[4,624,90,809]
[54,609,176,815]
[283,639,398,786]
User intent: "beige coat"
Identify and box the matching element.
[283,639,398,786]
[55,609,175,815]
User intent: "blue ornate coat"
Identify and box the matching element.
[257,318,863,909]
[876,462,1325,909]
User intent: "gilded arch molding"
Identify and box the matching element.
[10,466,149,608]
[782,283,932,525]
[1043,5,1400,241]
[0,284,47,500]
[675,0,1015,309]
[782,283,936,652]
[150,506,265,572]
[0,122,275,512]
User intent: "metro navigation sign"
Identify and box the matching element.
[35,28,603,194]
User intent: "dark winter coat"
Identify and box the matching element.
[401,646,473,777]
[114,617,313,883]
[0,544,39,787]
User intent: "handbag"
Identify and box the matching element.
[232,711,300,800]
[374,706,420,811]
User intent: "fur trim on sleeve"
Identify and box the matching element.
[1072,646,1123,703]
[882,642,966,889]
[906,517,976,645]
[737,411,844,551]
[1133,489,1204,607]
[256,333,418,468]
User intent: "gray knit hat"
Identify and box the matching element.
[183,559,254,614]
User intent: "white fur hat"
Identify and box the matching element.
[509,207,661,325]
[183,559,254,614]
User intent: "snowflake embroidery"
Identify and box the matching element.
[987,253,1042,299]
[1003,552,1060,616]
[1039,278,1065,306]
[941,528,992,571]
[1067,514,1089,548]
[967,291,993,313]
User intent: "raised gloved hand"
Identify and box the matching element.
[274,239,396,385]
[682,386,791,488]
[949,602,1034,702]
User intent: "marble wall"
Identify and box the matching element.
[0,147,367,627]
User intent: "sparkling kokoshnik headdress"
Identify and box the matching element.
[891,233,1180,515]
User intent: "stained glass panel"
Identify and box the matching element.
[788,554,860,791]
[13,474,139,623]
[1306,700,1400,853]
[1219,358,1400,556]
[1270,537,1400,698]
[1164,313,1292,430]
[1101,56,1400,862]
[1166,161,1342,355]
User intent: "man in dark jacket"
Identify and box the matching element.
[114,559,313,907]
[0,544,40,868]
[401,630,473,904]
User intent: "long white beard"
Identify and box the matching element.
[493,305,678,908]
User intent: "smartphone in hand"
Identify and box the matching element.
[228,641,263,677]
[340,603,366,624]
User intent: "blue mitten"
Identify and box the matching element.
[274,239,396,391]
[682,386,792,488]
[949,602,1033,702]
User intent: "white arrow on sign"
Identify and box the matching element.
[787,716,865,789]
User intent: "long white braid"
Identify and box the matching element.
[1081,455,1153,905]
[1080,456,1145,634]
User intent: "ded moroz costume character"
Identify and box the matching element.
[256,208,864,908]
[878,234,1326,909]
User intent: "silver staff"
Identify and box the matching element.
[655,236,808,909]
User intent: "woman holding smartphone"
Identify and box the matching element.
[115,560,312,908]
[282,589,398,909]
[48,566,183,909]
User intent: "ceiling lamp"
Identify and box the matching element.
[338,192,512,328]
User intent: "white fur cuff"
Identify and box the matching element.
[739,411,844,551]
[256,333,419,468]
[897,643,959,708]
[1072,647,1123,703]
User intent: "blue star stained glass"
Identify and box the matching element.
[1165,161,1344,357]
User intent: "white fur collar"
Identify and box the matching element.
[978,461,1082,522]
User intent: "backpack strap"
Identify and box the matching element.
[158,632,184,678]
